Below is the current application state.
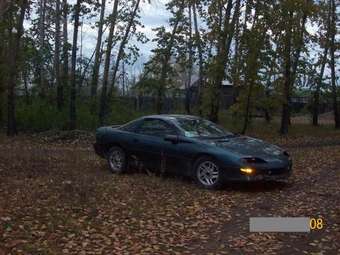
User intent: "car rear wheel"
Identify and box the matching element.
[107,146,126,174]
[193,157,223,189]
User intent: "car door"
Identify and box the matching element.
[132,118,180,172]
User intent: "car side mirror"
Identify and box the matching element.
[164,135,193,144]
[164,134,180,144]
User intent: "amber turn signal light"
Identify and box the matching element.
[240,167,254,175]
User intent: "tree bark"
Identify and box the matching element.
[55,0,62,110]
[38,0,47,98]
[185,4,193,115]
[312,46,328,126]
[61,0,68,108]
[7,0,28,136]
[280,10,293,135]
[90,0,106,97]
[0,5,6,124]
[192,0,203,116]
[23,69,30,105]
[69,0,81,130]
[99,0,119,125]
[231,0,241,90]
[329,0,340,128]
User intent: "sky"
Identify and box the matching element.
[25,0,338,82]
[78,0,171,74]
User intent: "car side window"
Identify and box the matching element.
[119,119,141,132]
[137,119,177,137]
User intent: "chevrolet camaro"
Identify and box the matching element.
[94,114,292,189]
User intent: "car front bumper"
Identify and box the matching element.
[222,161,293,182]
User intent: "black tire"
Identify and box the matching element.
[193,156,223,190]
[106,146,127,174]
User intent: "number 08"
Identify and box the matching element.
[310,218,323,230]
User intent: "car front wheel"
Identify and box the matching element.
[107,146,126,174]
[194,157,223,189]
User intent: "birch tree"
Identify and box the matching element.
[69,0,82,130]
[99,0,119,125]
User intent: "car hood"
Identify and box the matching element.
[197,135,286,161]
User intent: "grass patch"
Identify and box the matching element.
[219,111,340,139]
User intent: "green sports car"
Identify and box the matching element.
[94,114,292,189]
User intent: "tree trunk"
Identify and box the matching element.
[241,2,261,134]
[192,0,203,116]
[78,17,83,94]
[7,0,28,136]
[109,0,141,97]
[231,0,241,91]
[55,0,62,110]
[280,10,293,135]
[291,0,309,85]
[90,0,106,97]
[38,0,47,98]
[122,62,126,96]
[185,4,193,115]
[0,9,6,124]
[312,1,331,126]
[99,0,119,125]
[23,69,30,105]
[209,0,240,122]
[61,0,68,108]
[329,0,340,128]
[289,0,309,126]
[233,0,251,88]
[156,0,185,114]
[312,46,328,126]
[69,0,81,130]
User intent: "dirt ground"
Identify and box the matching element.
[0,132,340,255]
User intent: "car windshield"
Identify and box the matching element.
[175,118,233,138]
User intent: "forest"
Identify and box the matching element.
[0,0,339,136]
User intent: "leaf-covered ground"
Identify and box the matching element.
[0,131,340,255]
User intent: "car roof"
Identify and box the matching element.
[142,114,201,121]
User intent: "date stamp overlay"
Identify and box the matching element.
[249,217,324,233]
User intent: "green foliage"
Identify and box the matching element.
[229,83,281,129]
[16,99,67,132]
[133,78,160,96]
[106,97,148,125]
[15,97,147,132]
[201,84,215,117]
